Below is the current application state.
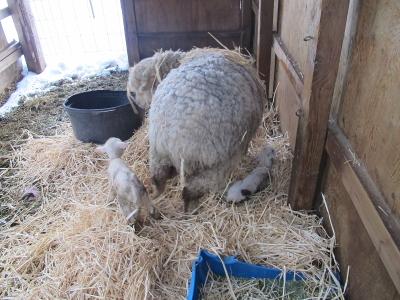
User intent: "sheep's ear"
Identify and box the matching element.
[139,75,155,92]
[241,189,251,196]
[95,146,105,153]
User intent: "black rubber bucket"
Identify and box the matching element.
[63,90,145,144]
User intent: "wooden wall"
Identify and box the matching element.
[318,0,400,298]
[121,0,252,66]
[274,0,400,298]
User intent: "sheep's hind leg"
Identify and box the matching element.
[151,165,177,198]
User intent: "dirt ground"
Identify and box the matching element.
[0,70,129,223]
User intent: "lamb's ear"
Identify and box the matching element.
[241,189,251,196]
[139,75,155,92]
[95,146,105,153]
[117,141,129,149]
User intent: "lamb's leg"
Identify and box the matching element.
[141,191,161,219]
[151,165,177,198]
[118,195,141,224]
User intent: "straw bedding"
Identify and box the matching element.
[0,104,344,299]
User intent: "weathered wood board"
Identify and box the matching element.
[336,0,400,222]
[320,162,400,300]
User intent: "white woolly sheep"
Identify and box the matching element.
[226,147,277,203]
[128,48,266,212]
[96,137,160,224]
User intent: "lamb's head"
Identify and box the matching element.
[95,137,128,159]
[127,58,157,109]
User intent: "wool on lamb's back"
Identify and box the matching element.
[149,49,266,196]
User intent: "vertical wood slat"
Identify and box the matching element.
[256,0,274,92]
[287,0,350,210]
[6,0,45,74]
[241,0,252,51]
[267,0,279,99]
[120,0,140,66]
[330,0,362,120]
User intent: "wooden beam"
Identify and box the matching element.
[241,0,252,51]
[272,34,304,98]
[0,40,20,61]
[256,0,274,91]
[326,120,400,293]
[0,7,11,20]
[120,0,140,66]
[137,31,243,40]
[267,0,279,99]
[287,0,350,210]
[6,0,45,74]
[0,43,22,73]
[330,0,362,119]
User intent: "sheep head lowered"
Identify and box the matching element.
[126,50,186,109]
[147,48,267,213]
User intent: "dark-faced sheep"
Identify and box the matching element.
[127,49,266,212]
[96,137,160,224]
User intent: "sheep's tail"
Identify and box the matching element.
[126,85,139,114]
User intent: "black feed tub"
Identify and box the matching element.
[63,90,145,144]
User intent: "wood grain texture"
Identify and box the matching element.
[0,45,22,73]
[256,0,274,84]
[0,56,22,94]
[133,0,241,33]
[120,0,140,65]
[288,0,350,210]
[241,0,252,51]
[272,34,304,98]
[330,0,362,119]
[326,121,400,294]
[275,64,301,151]
[278,0,319,77]
[320,162,400,300]
[6,0,45,73]
[337,0,400,222]
[138,36,241,60]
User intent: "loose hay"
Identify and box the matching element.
[0,104,345,299]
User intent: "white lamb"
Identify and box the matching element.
[96,137,160,224]
[226,147,277,203]
[127,48,266,212]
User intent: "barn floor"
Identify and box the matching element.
[0,71,345,299]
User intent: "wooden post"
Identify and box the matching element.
[241,0,252,51]
[120,0,140,66]
[6,0,45,74]
[287,0,350,210]
[255,0,274,91]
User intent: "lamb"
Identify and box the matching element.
[127,48,266,212]
[226,147,277,203]
[95,137,160,224]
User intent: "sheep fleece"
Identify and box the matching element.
[149,51,266,192]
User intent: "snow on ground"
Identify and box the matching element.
[0,51,129,116]
[0,0,128,116]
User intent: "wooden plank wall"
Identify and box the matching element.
[274,0,400,298]
[121,0,252,65]
[317,0,400,298]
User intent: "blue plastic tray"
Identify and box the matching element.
[188,249,306,300]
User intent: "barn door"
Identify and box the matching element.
[120,0,252,65]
